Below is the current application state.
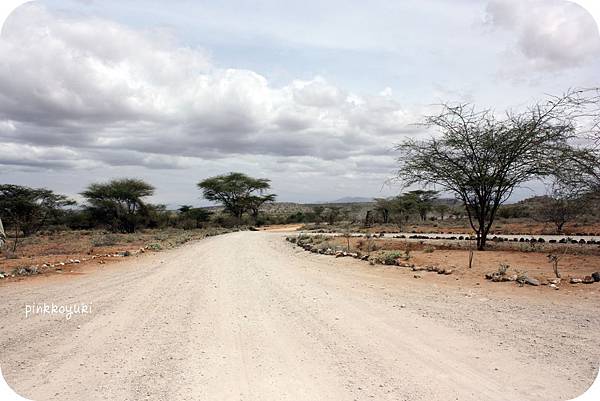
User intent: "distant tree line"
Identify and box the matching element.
[0,172,277,252]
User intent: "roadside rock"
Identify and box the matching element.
[13,266,39,276]
[570,278,583,284]
[524,277,540,286]
[486,272,514,282]
[516,275,540,286]
[582,276,595,284]
[592,272,600,282]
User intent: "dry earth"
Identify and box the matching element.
[0,231,598,401]
[307,235,600,293]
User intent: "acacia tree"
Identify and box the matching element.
[81,178,154,233]
[405,190,438,221]
[325,206,342,225]
[244,194,276,224]
[537,185,580,234]
[374,198,393,223]
[391,193,418,227]
[0,185,74,251]
[435,204,450,220]
[312,206,325,224]
[396,95,577,250]
[197,172,275,222]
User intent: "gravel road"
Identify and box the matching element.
[1,231,598,401]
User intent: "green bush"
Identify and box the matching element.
[145,243,162,251]
[382,251,403,265]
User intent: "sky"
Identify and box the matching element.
[0,0,599,206]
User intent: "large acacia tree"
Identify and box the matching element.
[395,95,578,250]
[81,178,155,233]
[197,172,276,223]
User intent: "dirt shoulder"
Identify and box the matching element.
[0,228,233,282]
[291,234,600,296]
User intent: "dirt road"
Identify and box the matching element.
[1,232,598,401]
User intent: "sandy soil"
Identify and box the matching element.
[258,224,304,232]
[0,231,598,401]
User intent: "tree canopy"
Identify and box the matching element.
[81,178,155,233]
[0,184,74,250]
[197,172,275,223]
[403,190,438,221]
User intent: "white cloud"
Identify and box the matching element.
[486,0,600,71]
[0,4,420,173]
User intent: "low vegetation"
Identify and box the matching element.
[288,232,600,291]
[0,227,234,279]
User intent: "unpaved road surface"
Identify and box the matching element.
[1,232,598,401]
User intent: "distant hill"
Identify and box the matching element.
[327,196,374,204]
[433,197,461,206]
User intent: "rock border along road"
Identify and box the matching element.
[0,231,598,400]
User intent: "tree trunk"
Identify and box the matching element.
[477,234,487,251]
[0,217,5,249]
[364,211,372,227]
[12,224,20,253]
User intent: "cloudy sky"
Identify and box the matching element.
[0,0,599,206]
